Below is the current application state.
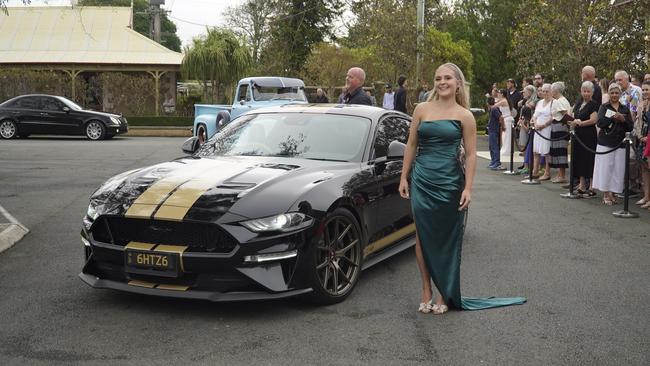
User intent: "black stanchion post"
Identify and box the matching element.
[561,127,580,199]
[522,126,540,184]
[613,132,638,218]
[504,119,519,175]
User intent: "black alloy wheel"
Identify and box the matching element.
[0,120,17,139]
[85,121,106,140]
[307,208,363,304]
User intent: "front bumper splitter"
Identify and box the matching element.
[78,272,312,302]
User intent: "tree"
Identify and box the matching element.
[259,0,344,76]
[511,0,650,95]
[181,28,251,103]
[78,0,181,52]
[224,0,278,63]
[433,0,518,105]
[345,0,418,84]
[421,28,474,83]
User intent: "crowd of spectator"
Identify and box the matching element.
[487,66,650,208]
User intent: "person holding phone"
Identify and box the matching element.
[592,83,634,205]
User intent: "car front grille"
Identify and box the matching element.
[91,216,238,253]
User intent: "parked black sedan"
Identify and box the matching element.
[0,94,128,140]
[79,104,414,304]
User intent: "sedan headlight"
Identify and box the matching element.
[86,203,99,220]
[241,213,312,233]
[109,116,121,125]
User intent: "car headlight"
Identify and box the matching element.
[109,116,121,125]
[86,203,99,221]
[241,213,312,233]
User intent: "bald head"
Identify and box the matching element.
[345,67,366,91]
[581,65,596,81]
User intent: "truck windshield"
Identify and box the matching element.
[252,86,307,102]
[197,113,370,162]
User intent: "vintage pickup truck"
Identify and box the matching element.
[193,77,308,141]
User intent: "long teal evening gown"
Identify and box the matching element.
[411,120,526,310]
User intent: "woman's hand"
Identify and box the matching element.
[641,136,648,143]
[398,178,410,199]
[458,189,471,211]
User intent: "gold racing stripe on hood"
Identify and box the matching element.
[124,178,188,218]
[123,160,218,219]
[153,178,221,221]
[153,161,249,221]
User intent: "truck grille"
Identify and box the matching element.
[91,216,238,253]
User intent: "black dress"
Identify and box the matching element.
[572,100,598,178]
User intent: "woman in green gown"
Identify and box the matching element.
[398,63,526,314]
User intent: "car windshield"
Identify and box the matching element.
[197,113,370,162]
[252,85,307,102]
[56,96,84,111]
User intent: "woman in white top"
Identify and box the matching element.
[496,89,515,156]
[531,83,554,179]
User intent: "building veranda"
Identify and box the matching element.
[0,6,183,116]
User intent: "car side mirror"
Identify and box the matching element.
[239,99,245,105]
[62,106,70,113]
[387,140,406,159]
[181,136,200,154]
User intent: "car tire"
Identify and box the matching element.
[0,120,17,139]
[85,121,106,140]
[305,208,363,305]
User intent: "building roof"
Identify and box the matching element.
[0,6,183,66]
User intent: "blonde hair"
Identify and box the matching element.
[427,62,469,108]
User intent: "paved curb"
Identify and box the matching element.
[0,204,29,254]
[125,126,192,137]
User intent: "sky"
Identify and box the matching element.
[6,0,243,47]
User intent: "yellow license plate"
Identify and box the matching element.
[125,250,178,277]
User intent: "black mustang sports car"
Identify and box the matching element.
[79,104,414,304]
[0,94,128,140]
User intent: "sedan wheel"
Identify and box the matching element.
[307,208,362,304]
[85,121,106,140]
[0,120,17,139]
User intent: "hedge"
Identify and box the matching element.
[126,116,194,126]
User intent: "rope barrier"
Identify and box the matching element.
[571,130,624,155]
[532,127,570,142]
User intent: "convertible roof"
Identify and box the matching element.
[242,77,305,88]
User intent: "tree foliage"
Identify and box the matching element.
[181,28,252,103]
[258,0,345,75]
[511,0,649,94]
[78,0,181,52]
[224,0,277,63]
[434,0,518,105]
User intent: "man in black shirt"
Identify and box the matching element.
[394,75,408,113]
[506,78,522,118]
[343,67,372,105]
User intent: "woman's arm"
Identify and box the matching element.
[578,111,598,127]
[399,104,422,199]
[459,111,477,211]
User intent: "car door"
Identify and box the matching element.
[38,96,76,134]
[230,83,252,119]
[11,96,43,134]
[366,114,413,252]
